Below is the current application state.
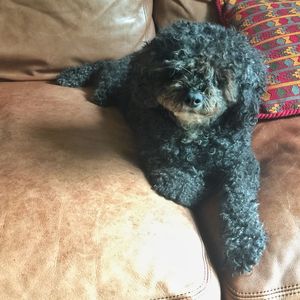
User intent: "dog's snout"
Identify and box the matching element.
[185,91,203,108]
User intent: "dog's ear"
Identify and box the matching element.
[242,58,267,96]
[130,39,172,108]
[240,59,267,123]
[218,59,266,104]
[217,70,239,105]
[226,55,267,127]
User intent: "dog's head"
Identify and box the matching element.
[132,21,267,129]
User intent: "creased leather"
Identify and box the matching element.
[0,82,220,299]
[0,1,155,81]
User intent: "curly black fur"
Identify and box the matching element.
[57,21,268,274]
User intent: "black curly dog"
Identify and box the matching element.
[57,21,268,274]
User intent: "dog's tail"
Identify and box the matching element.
[56,55,132,106]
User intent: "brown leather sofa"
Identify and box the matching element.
[1,1,299,299]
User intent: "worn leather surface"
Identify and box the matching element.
[198,117,300,299]
[153,0,218,29]
[0,81,220,299]
[0,0,155,81]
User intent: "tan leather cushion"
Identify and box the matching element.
[153,0,218,29]
[0,1,155,81]
[199,117,300,299]
[0,81,220,299]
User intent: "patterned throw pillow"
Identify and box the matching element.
[216,0,300,119]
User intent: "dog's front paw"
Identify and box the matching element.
[56,64,94,87]
[93,83,111,106]
[224,224,267,274]
[56,67,82,87]
[148,167,203,207]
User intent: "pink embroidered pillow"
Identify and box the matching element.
[216,0,300,119]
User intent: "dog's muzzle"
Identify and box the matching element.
[185,91,204,108]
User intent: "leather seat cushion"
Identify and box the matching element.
[0,81,220,299]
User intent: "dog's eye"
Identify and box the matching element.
[170,81,184,89]
[166,67,180,79]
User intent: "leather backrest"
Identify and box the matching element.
[153,0,218,29]
[0,0,155,81]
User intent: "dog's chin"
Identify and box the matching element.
[172,111,218,129]
[159,99,223,129]
[157,94,226,130]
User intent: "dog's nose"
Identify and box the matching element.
[185,91,203,108]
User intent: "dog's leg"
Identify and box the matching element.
[127,108,207,208]
[92,57,131,106]
[220,153,267,274]
[56,62,99,87]
[137,142,206,208]
[57,56,132,107]
[148,165,206,208]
